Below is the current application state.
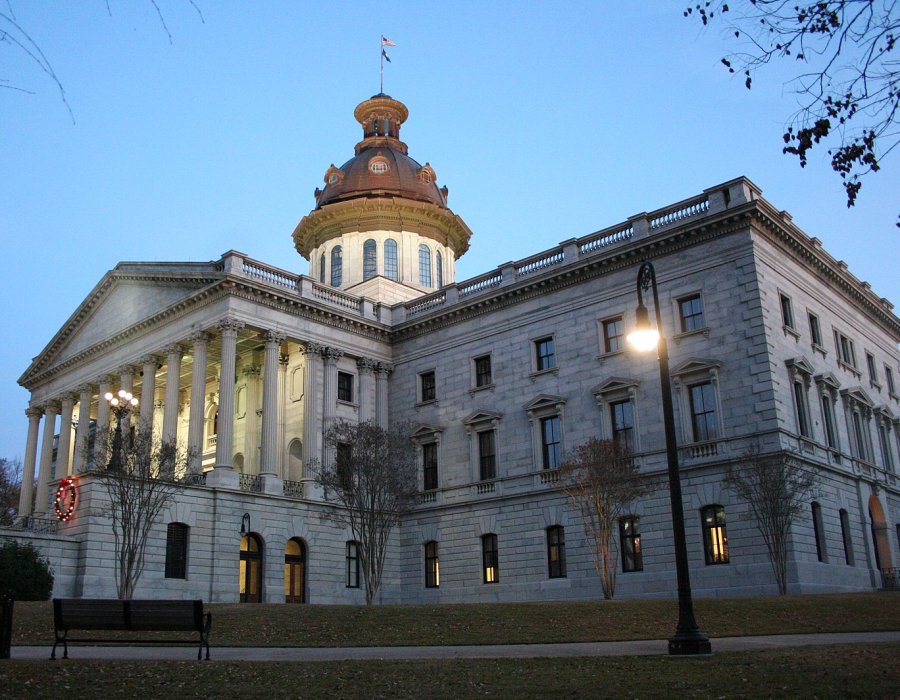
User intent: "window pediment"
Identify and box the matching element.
[841,386,875,407]
[591,377,640,397]
[814,372,841,392]
[670,357,722,378]
[324,164,345,185]
[462,409,502,426]
[786,356,815,376]
[411,423,444,440]
[522,394,567,412]
[874,405,896,421]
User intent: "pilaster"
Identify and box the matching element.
[260,330,287,494]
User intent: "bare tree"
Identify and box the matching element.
[314,420,418,605]
[725,445,819,594]
[0,458,22,526]
[90,429,189,599]
[559,439,657,599]
[686,1,900,226]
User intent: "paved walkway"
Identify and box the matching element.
[11,631,900,661]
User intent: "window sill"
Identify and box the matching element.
[782,324,801,341]
[337,400,358,409]
[415,399,438,409]
[812,343,828,358]
[529,367,559,381]
[469,383,496,396]
[890,392,900,402]
[672,326,711,344]
[838,360,862,378]
[597,349,625,364]
[869,380,882,392]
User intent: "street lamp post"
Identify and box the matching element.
[627,260,711,656]
[104,390,139,471]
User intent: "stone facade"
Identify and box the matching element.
[4,96,900,604]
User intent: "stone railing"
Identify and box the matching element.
[579,223,634,255]
[181,472,207,487]
[516,248,564,277]
[407,291,447,317]
[538,470,560,485]
[419,491,437,504]
[475,481,496,495]
[649,195,709,230]
[9,516,59,534]
[242,259,300,290]
[239,474,262,493]
[682,440,721,460]
[459,270,503,298]
[881,568,900,591]
[283,480,305,499]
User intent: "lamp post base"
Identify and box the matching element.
[668,635,712,656]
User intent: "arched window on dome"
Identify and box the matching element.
[363,239,377,281]
[331,246,343,287]
[436,251,443,289]
[384,240,398,281]
[319,253,325,283]
[419,244,432,288]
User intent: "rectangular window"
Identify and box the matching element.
[534,337,556,371]
[689,382,718,442]
[834,330,857,368]
[701,505,729,565]
[346,541,360,588]
[821,396,837,449]
[474,355,493,387]
[886,366,896,395]
[879,424,894,472]
[809,312,823,347]
[780,293,795,329]
[620,516,643,572]
[337,442,353,490]
[812,502,827,562]
[165,523,188,579]
[679,294,704,333]
[547,526,566,578]
[425,541,440,588]
[610,400,634,452]
[337,372,354,403]
[793,382,810,438]
[478,430,496,481]
[602,317,624,353]
[423,442,438,491]
[482,534,499,583]
[540,416,561,470]
[420,371,436,403]
[840,510,854,566]
[852,411,868,461]
[866,353,879,384]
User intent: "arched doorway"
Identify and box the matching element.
[239,533,263,603]
[869,495,893,572]
[285,538,306,603]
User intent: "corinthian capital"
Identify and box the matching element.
[322,346,344,364]
[187,330,212,346]
[300,340,325,357]
[375,362,394,376]
[163,343,185,357]
[25,406,44,420]
[138,354,161,368]
[263,330,288,346]
[216,316,245,335]
[357,357,378,374]
[43,400,61,414]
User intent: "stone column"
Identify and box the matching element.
[260,330,287,494]
[139,355,159,436]
[162,344,184,445]
[301,341,324,497]
[56,393,77,478]
[357,357,377,424]
[34,401,60,516]
[118,365,135,431]
[187,331,211,475]
[277,352,289,479]
[242,363,262,472]
[71,384,93,473]
[17,407,43,518]
[375,362,393,429]
[209,317,244,488]
[93,375,114,467]
[321,346,344,469]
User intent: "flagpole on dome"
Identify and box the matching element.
[380,35,396,94]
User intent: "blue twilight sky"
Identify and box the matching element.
[1,1,898,459]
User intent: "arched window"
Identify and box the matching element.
[285,538,306,604]
[701,505,729,565]
[319,253,325,282]
[331,246,343,287]
[165,523,189,579]
[419,244,432,287]
[363,239,377,281]
[233,453,244,474]
[239,533,263,603]
[288,439,303,482]
[436,251,443,288]
[384,240,398,281]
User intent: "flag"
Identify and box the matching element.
[382,48,391,63]
[382,37,396,47]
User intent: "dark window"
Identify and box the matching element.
[780,294,795,329]
[330,246,343,287]
[886,366,896,395]
[852,411,868,461]
[425,541,439,588]
[701,505,729,565]
[602,317,623,353]
[879,423,894,472]
[840,509,854,566]
[419,244,432,287]
[475,355,492,387]
[821,396,837,449]
[835,330,857,367]
[482,534,499,583]
[866,353,878,384]
[541,416,561,470]
[436,251,443,288]
[689,382,718,442]
[423,442,438,491]
[384,240,398,281]
[793,382,810,438]
[870,509,882,569]
[535,337,555,371]
[285,538,305,603]
[337,442,353,490]
[679,294,704,332]
[337,372,354,403]
[363,239,377,281]
[346,541,360,588]
[547,526,566,578]
[165,522,188,579]
[478,430,496,481]
[812,502,827,562]
[319,254,325,283]
[808,312,822,346]
[420,371,436,403]
[610,400,634,452]
[620,516,643,572]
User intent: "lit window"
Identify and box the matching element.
[620,516,642,572]
[780,293,795,329]
[610,400,634,452]
[478,430,496,481]
[330,246,343,287]
[534,337,555,371]
[165,523,188,579]
[346,541,360,588]
[812,502,827,562]
[482,534,499,583]
[679,294,704,333]
[384,240,398,281]
[701,505,729,565]
[419,244,432,287]
[840,509,854,566]
[337,372,354,403]
[602,316,624,353]
[436,251,443,289]
[689,382,718,442]
[425,541,440,588]
[474,355,492,388]
[547,526,566,578]
[285,538,305,604]
[420,371,436,403]
[363,239,377,281]
[541,416,561,470]
[808,312,822,347]
[423,442,438,491]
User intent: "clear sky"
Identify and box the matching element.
[2,1,898,460]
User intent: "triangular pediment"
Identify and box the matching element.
[522,394,567,412]
[669,357,722,377]
[814,372,841,391]
[462,409,502,425]
[592,377,640,396]
[874,405,896,420]
[841,386,875,407]
[411,423,445,439]
[786,356,815,375]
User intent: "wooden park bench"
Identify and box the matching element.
[52,598,212,660]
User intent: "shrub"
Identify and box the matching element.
[0,539,54,601]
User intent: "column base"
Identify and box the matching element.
[668,636,713,656]
[260,474,284,495]
[206,467,240,489]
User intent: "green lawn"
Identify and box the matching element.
[2,644,899,699]
[11,592,900,647]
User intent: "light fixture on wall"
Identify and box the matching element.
[240,512,251,536]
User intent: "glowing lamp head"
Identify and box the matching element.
[627,304,660,352]
[118,389,127,399]
[104,392,113,401]
[130,397,139,406]
[110,397,120,406]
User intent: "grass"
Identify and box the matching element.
[2,643,899,698]
[11,592,900,647]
